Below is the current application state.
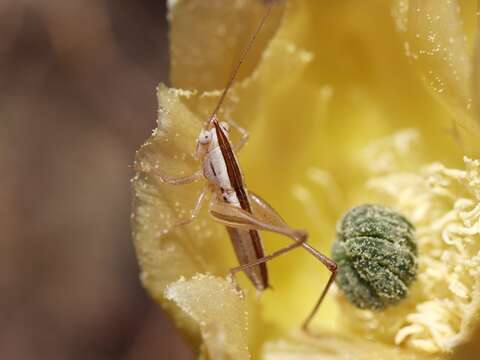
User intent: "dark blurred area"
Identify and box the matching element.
[0,0,193,359]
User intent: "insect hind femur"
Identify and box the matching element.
[332,204,418,310]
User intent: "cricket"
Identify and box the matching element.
[136,1,336,330]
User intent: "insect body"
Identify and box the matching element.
[135,1,337,330]
[332,204,418,310]
[200,118,269,289]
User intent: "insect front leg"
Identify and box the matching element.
[134,161,203,185]
[154,170,202,185]
[227,119,250,152]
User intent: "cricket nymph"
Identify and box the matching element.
[332,204,417,310]
[135,2,338,331]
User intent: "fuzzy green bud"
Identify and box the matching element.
[332,204,417,310]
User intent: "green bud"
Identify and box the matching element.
[332,204,417,310]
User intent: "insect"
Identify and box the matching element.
[135,1,336,330]
[332,204,418,310]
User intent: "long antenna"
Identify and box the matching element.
[207,2,274,126]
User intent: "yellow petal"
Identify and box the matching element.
[396,0,480,153]
[132,0,480,358]
[473,2,480,122]
[405,0,472,121]
[262,330,439,360]
[131,85,231,346]
[165,274,249,360]
[169,0,284,91]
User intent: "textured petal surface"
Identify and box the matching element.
[165,275,249,360]
[132,0,480,358]
[262,330,439,360]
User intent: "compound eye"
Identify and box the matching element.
[198,130,211,145]
[220,121,230,133]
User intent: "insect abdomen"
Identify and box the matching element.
[332,204,417,310]
[227,227,269,291]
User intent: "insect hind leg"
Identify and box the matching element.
[300,243,337,331]
[211,191,337,331]
[226,232,337,332]
[227,234,306,289]
[249,190,338,330]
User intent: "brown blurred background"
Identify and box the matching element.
[0,0,193,359]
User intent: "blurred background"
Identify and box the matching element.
[1,0,193,358]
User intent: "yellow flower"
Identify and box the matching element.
[131,0,480,358]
